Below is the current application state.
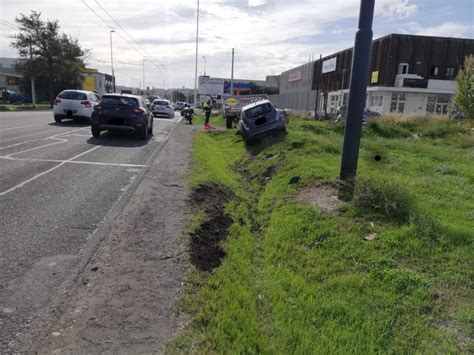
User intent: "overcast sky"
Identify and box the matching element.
[1,0,473,88]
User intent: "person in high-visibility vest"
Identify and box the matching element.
[203,99,212,128]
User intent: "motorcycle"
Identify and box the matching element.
[182,107,194,124]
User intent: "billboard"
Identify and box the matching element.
[222,94,269,118]
[198,76,224,95]
[288,70,302,82]
[322,57,337,73]
[84,76,95,91]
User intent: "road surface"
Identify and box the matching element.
[0,110,187,352]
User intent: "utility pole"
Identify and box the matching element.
[193,0,200,105]
[110,30,115,92]
[338,0,375,201]
[230,48,234,95]
[314,53,322,119]
[29,43,36,108]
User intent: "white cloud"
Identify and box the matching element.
[376,0,418,17]
[402,21,473,38]
[248,0,266,6]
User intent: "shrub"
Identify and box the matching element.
[452,55,474,120]
[354,177,414,223]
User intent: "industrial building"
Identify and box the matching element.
[271,34,474,116]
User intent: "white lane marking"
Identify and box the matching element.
[0,122,48,132]
[0,146,100,197]
[0,127,88,150]
[0,155,149,168]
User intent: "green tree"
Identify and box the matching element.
[452,55,474,120]
[11,11,88,107]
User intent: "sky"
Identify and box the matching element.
[0,0,473,89]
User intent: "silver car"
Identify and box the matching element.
[151,99,174,118]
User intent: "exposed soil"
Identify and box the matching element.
[189,184,234,272]
[295,183,346,212]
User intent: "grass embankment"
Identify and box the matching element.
[171,115,473,353]
[0,103,51,111]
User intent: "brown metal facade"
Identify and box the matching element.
[312,34,474,92]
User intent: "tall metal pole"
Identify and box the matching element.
[142,59,145,94]
[230,48,234,95]
[202,56,206,76]
[193,0,200,105]
[29,43,36,107]
[314,53,322,119]
[110,30,115,92]
[338,0,375,201]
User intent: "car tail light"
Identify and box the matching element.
[133,108,144,114]
[54,99,61,105]
[94,105,101,111]
[81,100,91,108]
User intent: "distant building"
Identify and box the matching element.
[273,34,474,116]
[0,58,22,93]
[80,68,114,96]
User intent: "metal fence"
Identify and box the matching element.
[269,90,319,112]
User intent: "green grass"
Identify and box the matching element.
[0,103,51,111]
[171,115,474,354]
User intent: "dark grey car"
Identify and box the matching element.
[239,100,286,142]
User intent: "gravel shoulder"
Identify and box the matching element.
[33,123,195,354]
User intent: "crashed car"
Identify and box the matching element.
[239,99,286,142]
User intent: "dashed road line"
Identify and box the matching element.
[0,127,88,150]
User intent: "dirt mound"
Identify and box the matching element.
[189,183,234,272]
[295,183,346,212]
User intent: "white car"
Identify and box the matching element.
[53,90,100,123]
[151,99,174,118]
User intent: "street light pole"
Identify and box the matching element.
[110,30,115,92]
[193,0,200,105]
[230,48,234,95]
[29,42,36,107]
[142,59,145,94]
[338,0,375,201]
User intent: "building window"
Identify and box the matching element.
[426,95,450,115]
[431,66,439,76]
[398,63,409,74]
[390,93,406,114]
[370,95,383,107]
[446,67,455,77]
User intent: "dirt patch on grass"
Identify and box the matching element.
[189,183,234,272]
[295,183,346,212]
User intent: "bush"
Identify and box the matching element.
[354,177,414,223]
[452,55,474,120]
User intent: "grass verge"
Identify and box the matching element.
[170,115,473,353]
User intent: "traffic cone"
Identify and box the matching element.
[204,123,210,132]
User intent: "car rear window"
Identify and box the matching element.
[154,100,169,106]
[58,91,87,100]
[244,103,273,119]
[100,96,139,107]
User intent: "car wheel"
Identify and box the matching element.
[148,119,153,135]
[54,115,62,123]
[91,126,100,137]
[140,124,148,140]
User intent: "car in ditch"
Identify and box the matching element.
[90,94,153,140]
[151,99,174,118]
[239,99,286,142]
[53,90,100,123]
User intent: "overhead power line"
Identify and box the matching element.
[0,19,18,30]
[81,0,161,68]
[94,0,161,67]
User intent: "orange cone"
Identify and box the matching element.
[204,123,210,132]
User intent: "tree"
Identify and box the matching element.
[11,11,88,107]
[452,55,474,120]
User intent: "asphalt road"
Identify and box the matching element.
[0,110,182,351]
